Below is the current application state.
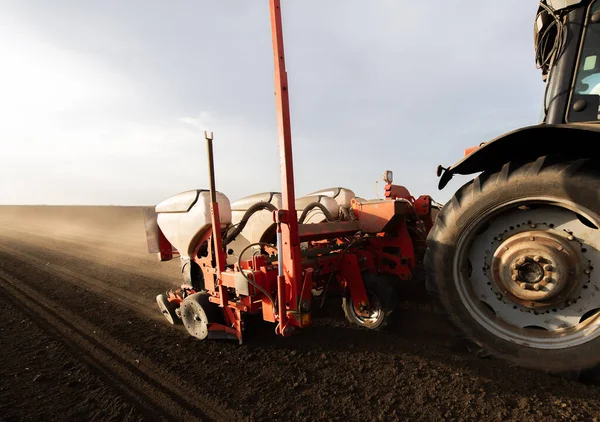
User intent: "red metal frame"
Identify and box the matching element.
[156,0,437,344]
[270,0,304,335]
[384,184,414,201]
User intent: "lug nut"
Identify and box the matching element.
[533,283,541,291]
[533,256,542,262]
[520,282,528,290]
[511,274,519,281]
[543,276,552,283]
[511,263,519,270]
[544,265,552,271]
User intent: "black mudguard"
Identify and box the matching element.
[438,123,600,189]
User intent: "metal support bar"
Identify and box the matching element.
[269,0,304,330]
[205,131,227,307]
[276,221,287,329]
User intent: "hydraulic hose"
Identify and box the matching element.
[224,202,278,245]
[298,202,335,224]
[319,237,363,308]
[236,241,277,311]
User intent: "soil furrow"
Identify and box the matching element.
[0,268,242,422]
[4,206,600,421]
[0,223,156,266]
[0,243,166,322]
[0,226,176,286]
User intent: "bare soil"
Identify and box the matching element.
[1,206,600,421]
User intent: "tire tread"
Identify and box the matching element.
[425,155,600,373]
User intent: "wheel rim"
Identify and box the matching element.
[352,292,383,327]
[454,198,600,350]
[181,297,209,340]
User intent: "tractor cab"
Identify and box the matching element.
[537,0,600,123]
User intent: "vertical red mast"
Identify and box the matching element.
[269,0,303,331]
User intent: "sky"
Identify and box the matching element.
[0,1,544,206]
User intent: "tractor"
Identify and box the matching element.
[146,0,600,375]
[426,0,600,374]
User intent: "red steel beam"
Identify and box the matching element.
[269,0,303,329]
[298,221,361,242]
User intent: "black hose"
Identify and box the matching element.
[535,2,567,115]
[224,202,277,245]
[236,241,277,310]
[319,237,363,308]
[298,202,335,224]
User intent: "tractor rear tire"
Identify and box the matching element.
[425,156,600,373]
[342,273,398,330]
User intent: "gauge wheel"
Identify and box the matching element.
[425,157,600,372]
[180,292,219,340]
[342,273,398,330]
[156,294,179,325]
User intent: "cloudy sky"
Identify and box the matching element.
[1,1,543,205]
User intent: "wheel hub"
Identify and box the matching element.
[491,231,582,307]
[181,296,210,340]
[517,261,544,284]
[354,294,381,323]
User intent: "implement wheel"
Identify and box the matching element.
[156,294,179,325]
[342,273,398,330]
[425,157,600,373]
[180,292,219,340]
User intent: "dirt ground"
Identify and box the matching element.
[2,206,600,421]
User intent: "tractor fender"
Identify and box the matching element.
[437,123,600,189]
